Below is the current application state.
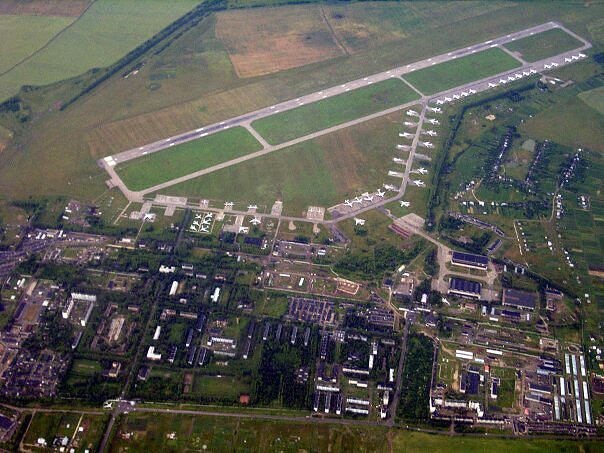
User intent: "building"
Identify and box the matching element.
[502,288,536,310]
[448,278,481,299]
[451,251,488,270]
[146,346,162,361]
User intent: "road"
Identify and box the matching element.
[388,319,411,425]
[101,21,591,212]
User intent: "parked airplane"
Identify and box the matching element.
[364,194,374,202]
[396,144,410,150]
[393,157,405,164]
[499,79,508,84]
[353,197,364,205]
[423,130,437,136]
[529,69,537,74]
[247,204,257,210]
[376,189,386,198]
[383,184,397,191]
[488,82,498,88]
[578,53,586,58]
[224,201,234,208]
[195,213,203,219]
[444,97,452,102]
[403,121,416,127]
[426,118,440,125]
[468,89,476,94]
[416,167,428,174]
[436,99,445,105]
[461,91,469,97]
[421,141,434,148]
[551,62,559,67]
[406,110,419,117]
[250,217,261,226]
[427,106,441,113]
[413,180,425,187]
[399,132,414,138]
[400,201,410,207]
[452,94,460,100]
[239,227,249,234]
[564,57,572,62]
[344,199,354,207]
[354,218,366,226]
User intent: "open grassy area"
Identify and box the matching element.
[503,28,583,62]
[152,111,409,216]
[520,95,604,152]
[109,412,604,452]
[1,2,603,204]
[116,127,262,191]
[252,79,419,144]
[0,0,200,101]
[403,48,521,95]
[0,14,74,75]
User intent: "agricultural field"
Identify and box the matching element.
[153,111,410,215]
[252,79,419,145]
[402,48,521,95]
[215,5,345,78]
[0,0,201,101]
[115,127,262,191]
[503,28,584,62]
[0,15,74,75]
[21,411,108,452]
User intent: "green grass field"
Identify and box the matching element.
[151,111,409,215]
[503,28,583,62]
[0,14,74,75]
[116,127,262,191]
[520,95,604,152]
[0,0,200,101]
[109,412,604,452]
[252,79,419,144]
[403,48,521,95]
[578,85,604,115]
[22,412,108,451]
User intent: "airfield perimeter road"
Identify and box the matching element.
[100,21,591,222]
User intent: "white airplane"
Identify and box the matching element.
[239,227,249,234]
[423,130,437,136]
[417,167,428,174]
[529,69,537,74]
[522,71,530,76]
[353,197,364,205]
[250,217,261,226]
[543,64,552,69]
[376,189,385,198]
[452,94,460,100]
[354,218,366,226]
[396,144,410,150]
[247,204,257,210]
[195,213,203,219]
[421,141,434,148]
[427,106,441,113]
[551,62,559,67]
[488,82,498,88]
[507,75,515,81]
[426,118,440,125]
[436,99,445,105]
[224,201,234,208]
[413,180,425,187]
[444,97,452,102]
[383,184,397,191]
[344,199,354,207]
[393,157,405,164]
[406,110,419,117]
[403,121,416,127]
[190,225,197,231]
[461,91,469,97]
[578,53,586,58]
[564,57,572,62]
[400,201,410,207]
[193,221,200,226]
[364,194,374,202]
[514,73,523,79]
[468,89,476,94]
[499,79,508,84]
[399,132,414,138]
